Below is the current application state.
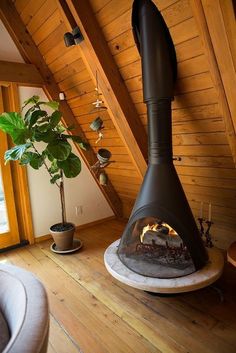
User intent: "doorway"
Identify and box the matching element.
[0,85,20,248]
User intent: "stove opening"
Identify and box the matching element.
[118,216,195,278]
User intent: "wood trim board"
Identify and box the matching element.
[0,60,44,85]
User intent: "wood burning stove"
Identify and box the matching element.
[117,0,208,278]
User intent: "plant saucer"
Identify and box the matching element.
[50,238,83,254]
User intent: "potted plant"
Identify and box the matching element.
[0,95,87,252]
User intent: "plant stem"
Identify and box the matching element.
[32,144,66,226]
[32,144,60,188]
[59,169,67,226]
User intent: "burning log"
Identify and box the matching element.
[140,222,180,247]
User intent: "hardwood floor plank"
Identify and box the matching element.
[47,343,57,353]
[49,315,82,353]
[9,248,111,353]
[0,219,236,353]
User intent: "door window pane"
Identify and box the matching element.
[0,169,9,234]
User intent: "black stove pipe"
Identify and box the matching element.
[132,0,176,164]
[118,0,208,273]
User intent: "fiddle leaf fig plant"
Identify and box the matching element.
[0,95,87,227]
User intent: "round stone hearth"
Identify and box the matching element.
[104,239,224,294]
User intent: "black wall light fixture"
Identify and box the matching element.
[64,26,84,47]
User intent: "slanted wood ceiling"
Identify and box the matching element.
[13,0,236,249]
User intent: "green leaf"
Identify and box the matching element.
[64,135,83,143]
[4,143,31,163]
[37,123,50,132]
[34,128,56,143]
[29,153,44,169]
[62,134,88,150]
[0,112,25,134]
[12,128,30,144]
[41,101,59,111]
[22,95,40,109]
[20,151,35,165]
[56,124,66,133]
[48,159,59,174]
[28,110,47,129]
[50,174,61,184]
[78,142,88,150]
[19,151,44,169]
[20,152,32,165]
[0,112,29,144]
[38,116,50,124]
[41,149,48,158]
[47,140,71,161]
[47,153,54,162]
[57,153,81,178]
[50,111,62,128]
[24,106,35,125]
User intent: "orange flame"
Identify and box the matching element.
[140,222,177,243]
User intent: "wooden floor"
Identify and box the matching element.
[1,219,236,353]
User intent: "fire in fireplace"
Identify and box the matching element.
[118,217,195,278]
[117,0,208,279]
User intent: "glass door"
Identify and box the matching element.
[0,86,19,249]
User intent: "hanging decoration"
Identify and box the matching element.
[89,72,112,186]
[91,148,113,186]
[89,116,104,144]
[90,71,107,114]
[89,71,108,143]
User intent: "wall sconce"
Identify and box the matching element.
[64,26,84,47]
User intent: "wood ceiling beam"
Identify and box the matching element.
[191,0,236,166]
[0,0,122,217]
[200,0,236,132]
[0,60,44,85]
[59,0,148,178]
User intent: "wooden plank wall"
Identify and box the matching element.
[89,0,236,249]
[14,0,236,249]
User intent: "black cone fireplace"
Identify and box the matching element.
[118,0,208,279]
[105,0,223,293]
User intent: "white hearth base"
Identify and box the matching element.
[104,239,224,293]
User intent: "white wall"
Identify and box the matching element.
[18,87,114,237]
[0,20,24,63]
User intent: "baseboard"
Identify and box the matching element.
[35,234,52,243]
[75,215,115,231]
[35,215,116,243]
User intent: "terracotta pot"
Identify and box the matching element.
[49,222,75,251]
